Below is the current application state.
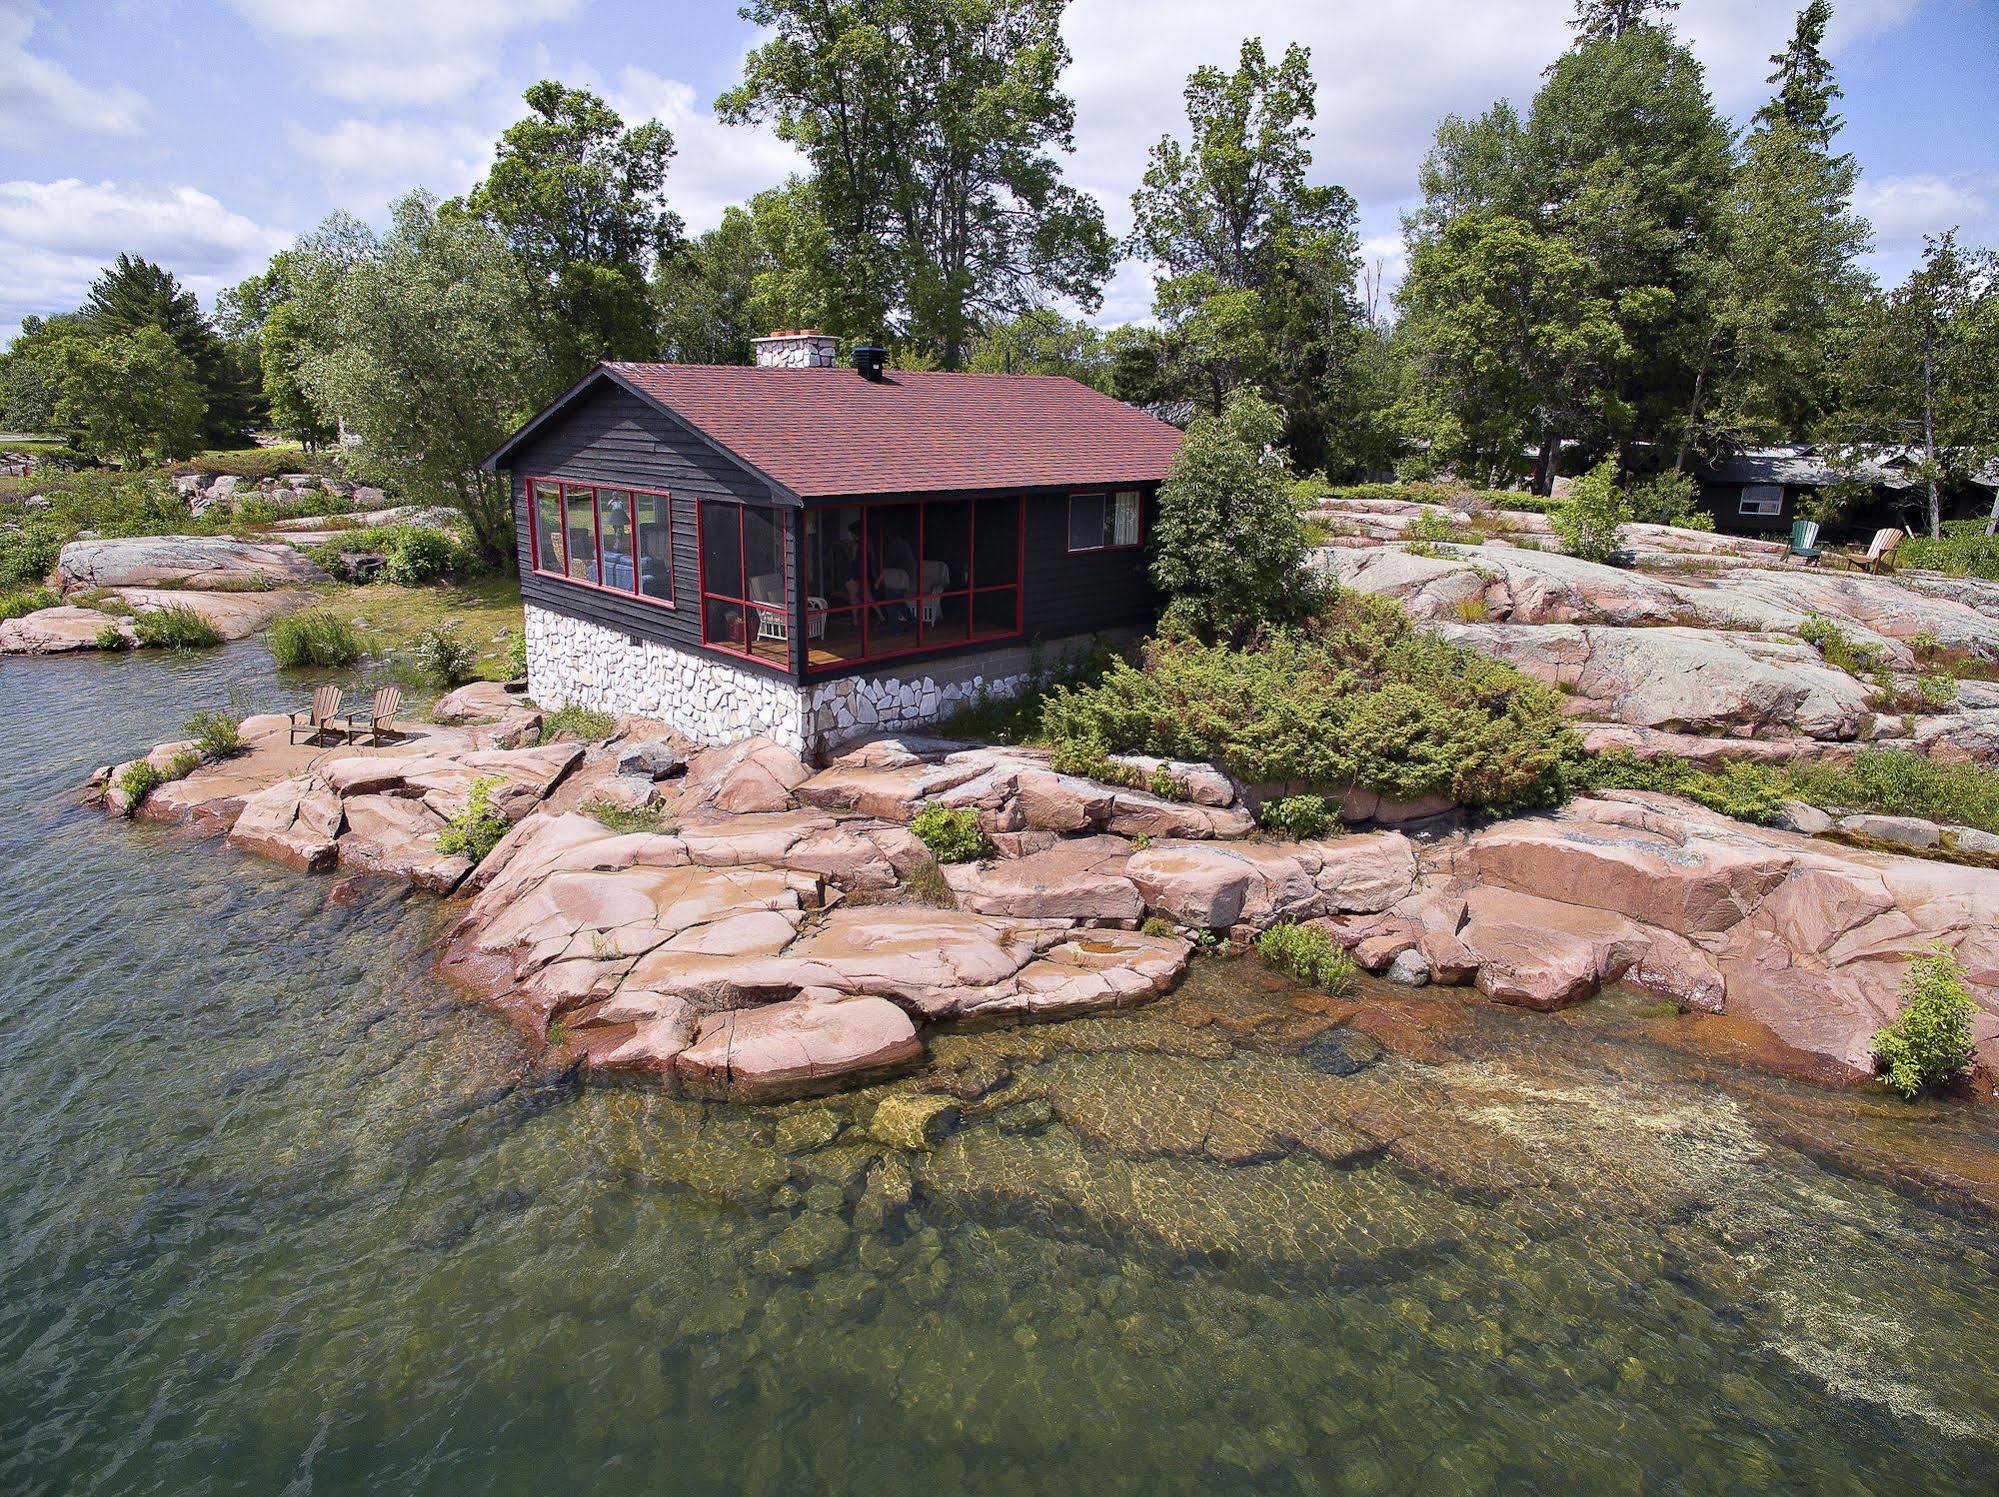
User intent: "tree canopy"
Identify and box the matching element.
[719,0,1113,367]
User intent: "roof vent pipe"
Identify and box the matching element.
[853,345,887,381]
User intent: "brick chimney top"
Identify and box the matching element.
[751,330,839,368]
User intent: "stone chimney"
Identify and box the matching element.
[751,330,839,368]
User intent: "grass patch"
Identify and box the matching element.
[269,609,362,668]
[1575,748,1999,838]
[131,604,222,650]
[903,856,958,908]
[538,703,617,744]
[1255,922,1357,993]
[583,800,674,835]
[322,575,522,682]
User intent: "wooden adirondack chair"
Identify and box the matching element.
[1787,519,1824,565]
[288,685,343,745]
[1857,526,1903,573]
[338,685,402,746]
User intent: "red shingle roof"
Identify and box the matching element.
[604,362,1183,498]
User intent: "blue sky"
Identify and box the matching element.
[3,0,1995,344]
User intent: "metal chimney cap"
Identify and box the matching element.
[853,345,888,381]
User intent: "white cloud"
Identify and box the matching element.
[284,117,494,213]
[228,0,580,105]
[1854,171,1993,246]
[608,67,804,235]
[0,179,291,341]
[0,3,147,143]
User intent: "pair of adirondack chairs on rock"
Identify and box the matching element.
[288,684,402,746]
[1788,520,1903,573]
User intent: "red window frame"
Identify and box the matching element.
[525,475,675,607]
[1065,488,1144,553]
[696,498,791,663]
[802,495,1025,674]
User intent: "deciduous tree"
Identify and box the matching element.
[719,0,1113,368]
[1128,38,1366,473]
[291,195,560,565]
[456,82,679,392]
[50,326,205,466]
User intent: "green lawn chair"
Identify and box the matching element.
[1787,518,1824,565]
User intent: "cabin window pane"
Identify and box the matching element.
[975,496,1020,585]
[1739,485,1783,516]
[598,489,635,591]
[1111,490,1141,547]
[533,482,563,571]
[565,488,597,582]
[701,500,788,662]
[1067,493,1106,552]
[635,492,672,602]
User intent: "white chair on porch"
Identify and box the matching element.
[748,573,787,644]
[919,560,951,627]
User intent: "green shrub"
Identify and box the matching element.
[94,621,131,650]
[1786,751,1999,836]
[1626,469,1712,530]
[1319,481,1528,511]
[1871,946,1978,1099]
[183,709,244,758]
[504,632,528,680]
[168,450,348,483]
[1404,508,1467,556]
[405,625,475,686]
[0,521,63,587]
[0,585,57,620]
[1256,922,1357,993]
[1259,793,1336,840]
[1919,673,1958,708]
[1150,391,1318,643]
[115,759,164,803]
[1140,915,1177,939]
[131,603,222,649]
[909,804,993,863]
[435,776,511,864]
[1899,520,1999,580]
[1048,736,1189,800]
[161,747,202,781]
[538,703,617,744]
[381,526,462,585]
[1041,597,1580,816]
[1797,613,1882,675]
[269,610,361,668]
[1551,460,1631,564]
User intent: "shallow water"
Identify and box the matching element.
[5,644,1999,1494]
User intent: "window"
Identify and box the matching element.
[525,476,674,605]
[1067,489,1142,551]
[699,500,789,664]
[802,495,1023,671]
[1739,484,1784,516]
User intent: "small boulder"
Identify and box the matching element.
[1837,813,1941,851]
[869,1092,959,1150]
[1386,948,1432,987]
[615,739,684,781]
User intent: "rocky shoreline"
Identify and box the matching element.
[89,674,1999,1104]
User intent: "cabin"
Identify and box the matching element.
[1694,444,1997,541]
[482,333,1183,757]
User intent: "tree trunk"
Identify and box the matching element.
[1532,430,1558,497]
[1922,317,1942,538]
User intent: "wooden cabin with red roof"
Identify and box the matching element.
[481,332,1184,756]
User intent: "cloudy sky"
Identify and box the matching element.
[3,0,1995,343]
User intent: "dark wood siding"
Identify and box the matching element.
[507,383,800,677]
[1020,487,1159,640]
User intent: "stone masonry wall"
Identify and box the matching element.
[528,604,1126,758]
[526,606,812,753]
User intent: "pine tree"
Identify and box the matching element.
[1759,0,1840,145]
[1569,0,1679,43]
[83,254,250,445]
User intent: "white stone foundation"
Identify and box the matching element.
[526,604,1106,757]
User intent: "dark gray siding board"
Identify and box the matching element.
[506,383,801,678]
[1020,488,1160,640]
